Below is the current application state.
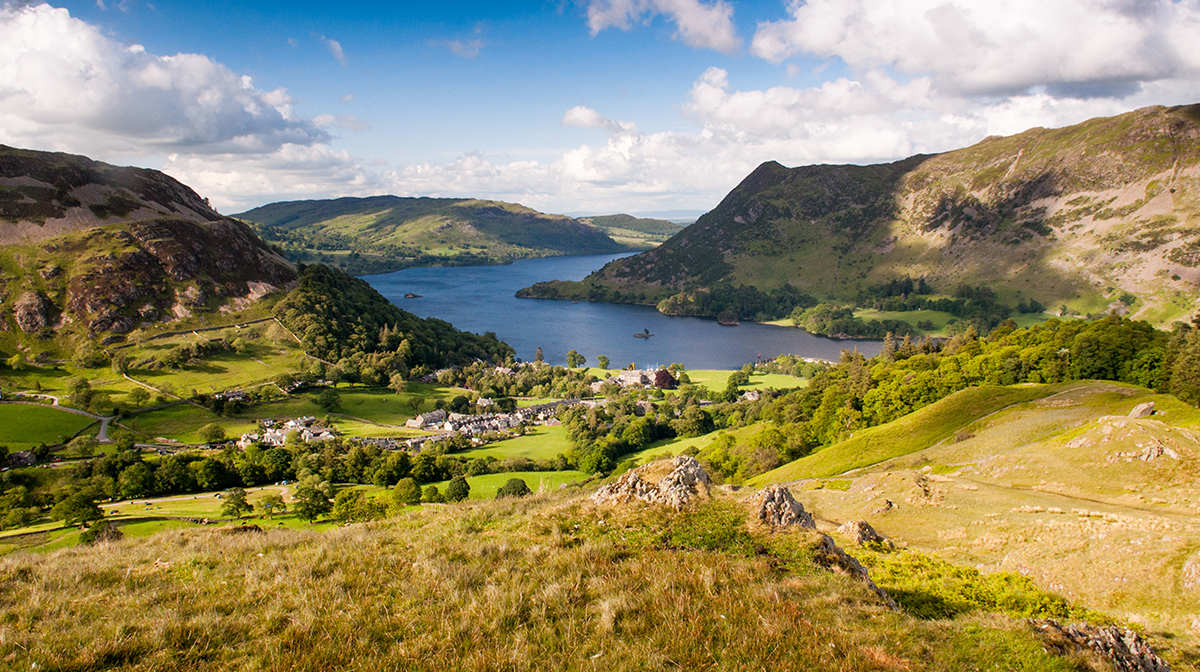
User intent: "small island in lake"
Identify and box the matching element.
[404,292,422,299]
[634,328,653,338]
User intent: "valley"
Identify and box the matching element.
[4,111,1200,670]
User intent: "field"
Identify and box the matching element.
[0,404,97,450]
[456,425,570,461]
[427,470,590,499]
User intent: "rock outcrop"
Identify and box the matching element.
[756,485,815,529]
[1129,402,1155,418]
[813,535,898,610]
[12,291,48,333]
[591,455,711,510]
[1031,619,1170,672]
[837,520,892,548]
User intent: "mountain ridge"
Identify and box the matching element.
[235,195,633,275]
[520,104,1200,328]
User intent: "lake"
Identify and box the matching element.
[365,253,880,369]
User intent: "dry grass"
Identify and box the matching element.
[0,490,1087,671]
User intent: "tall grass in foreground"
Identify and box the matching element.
[1,492,1099,671]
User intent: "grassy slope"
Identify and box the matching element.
[0,489,1099,671]
[753,380,1200,641]
[750,384,1063,484]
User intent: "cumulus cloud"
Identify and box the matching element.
[751,0,1200,98]
[585,0,740,53]
[313,114,370,132]
[0,3,327,156]
[315,33,348,66]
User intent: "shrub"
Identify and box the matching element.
[496,478,531,499]
[79,520,123,545]
[422,485,444,503]
[392,478,421,506]
[445,476,470,502]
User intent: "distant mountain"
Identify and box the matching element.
[234,196,632,275]
[0,145,296,351]
[576,213,685,248]
[521,104,1200,327]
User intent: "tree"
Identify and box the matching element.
[496,478,531,499]
[69,378,93,409]
[293,476,332,522]
[565,350,586,368]
[316,388,342,412]
[445,475,470,502]
[50,492,103,525]
[198,423,226,444]
[220,487,254,519]
[596,355,610,370]
[259,493,286,519]
[392,478,422,506]
[66,435,98,458]
[422,485,444,503]
[388,374,408,395]
[535,347,544,363]
[407,395,424,415]
[118,462,154,499]
[127,387,150,408]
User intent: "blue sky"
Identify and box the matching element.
[2,0,1199,215]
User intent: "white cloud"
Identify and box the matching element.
[428,38,487,59]
[0,3,327,156]
[585,0,740,53]
[313,113,370,132]
[315,33,348,66]
[751,0,1200,98]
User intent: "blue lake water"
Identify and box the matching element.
[364,253,880,369]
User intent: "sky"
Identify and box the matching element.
[1,0,1199,217]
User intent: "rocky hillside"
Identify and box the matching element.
[235,196,631,275]
[523,104,1200,326]
[0,146,296,348]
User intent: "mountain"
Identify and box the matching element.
[0,145,296,352]
[234,196,632,275]
[520,104,1200,328]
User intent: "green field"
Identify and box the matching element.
[456,425,570,461]
[682,369,807,391]
[427,470,588,500]
[0,404,97,450]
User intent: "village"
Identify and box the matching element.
[233,366,685,454]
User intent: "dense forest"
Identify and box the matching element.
[273,264,514,382]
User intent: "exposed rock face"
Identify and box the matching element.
[591,455,710,510]
[756,485,815,529]
[13,291,49,333]
[1031,619,1170,672]
[1129,402,1155,418]
[813,534,898,610]
[837,520,892,548]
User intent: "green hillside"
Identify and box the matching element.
[236,196,632,275]
[746,380,1200,641]
[577,213,685,248]
[521,104,1200,329]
